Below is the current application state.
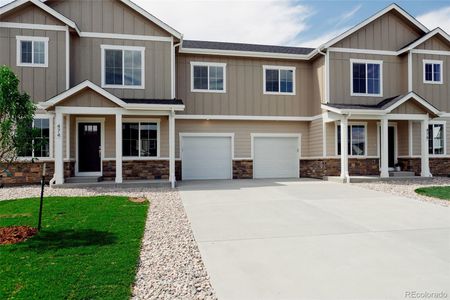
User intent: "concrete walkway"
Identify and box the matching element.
[179,179,450,300]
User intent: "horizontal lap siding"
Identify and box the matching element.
[176,54,314,117]
[0,28,66,103]
[175,120,309,159]
[309,118,323,157]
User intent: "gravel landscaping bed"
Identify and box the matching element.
[355,177,450,207]
[0,186,216,299]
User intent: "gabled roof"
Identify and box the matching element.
[0,0,81,34]
[322,92,440,116]
[320,3,429,49]
[40,80,185,111]
[398,27,450,54]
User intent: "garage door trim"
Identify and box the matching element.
[180,132,234,180]
[251,133,301,179]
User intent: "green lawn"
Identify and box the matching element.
[415,186,450,200]
[0,195,148,300]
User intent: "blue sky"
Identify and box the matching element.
[1,0,450,48]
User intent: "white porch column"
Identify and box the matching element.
[380,117,389,178]
[54,111,64,184]
[169,110,176,188]
[115,113,123,183]
[340,117,349,181]
[421,117,431,177]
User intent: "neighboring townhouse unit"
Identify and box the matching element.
[1,0,450,187]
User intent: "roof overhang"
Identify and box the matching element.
[322,92,441,117]
[39,80,185,111]
[0,0,81,35]
[320,4,429,50]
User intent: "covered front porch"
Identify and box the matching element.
[39,81,184,188]
[322,92,442,182]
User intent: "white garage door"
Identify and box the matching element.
[253,136,299,179]
[181,135,232,180]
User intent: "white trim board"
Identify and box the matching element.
[175,114,321,121]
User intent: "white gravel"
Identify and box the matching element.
[355,177,450,207]
[0,185,216,299]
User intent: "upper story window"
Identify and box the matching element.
[16,36,48,67]
[423,60,443,84]
[336,123,367,156]
[18,117,52,158]
[101,45,145,89]
[350,59,382,97]
[263,65,295,95]
[190,62,226,93]
[428,122,446,155]
[122,120,159,157]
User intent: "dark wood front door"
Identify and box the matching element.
[388,126,395,168]
[78,123,101,173]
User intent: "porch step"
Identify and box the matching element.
[388,171,415,177]
[65,176,103,184]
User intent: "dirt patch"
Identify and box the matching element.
[0,226,38,245]
[129,197,147,203]
[0,213,32,218]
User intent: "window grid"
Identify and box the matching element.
[122,122,158,157]
[192,63,226,92]
[263,66,295,95]
[17,37,48,67]
[424,60,443,84]
[428,123,445,155]
[18,118,50,158]
[102,45,144,89]
[337,124,366,156]
[351,60,382,96]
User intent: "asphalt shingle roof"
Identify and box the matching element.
[121,98,184,105]
[182,40,315,55]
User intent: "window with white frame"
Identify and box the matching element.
[102,45,144,88]
[122,121,158,157]
[16,36,48,67]
[263,65,295,95]
[191,62,226,92]
[336,124,366,156]
[18,118,51,158]
[351,59,382,96]
[428,122,445,155]
[423,60,443,84]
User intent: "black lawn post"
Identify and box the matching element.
[37,162,46,231]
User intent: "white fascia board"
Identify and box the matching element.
[0,0,81,35]
[125,104,185,111]
[386,92,440,115]
[398,28,450,54]
[0,22,67,31]
[179,47,316,60]
[41,80,128,108]
[175,114,320,121]
[321,104,386,115]
[320,4,428,49]
[119,0,182,39]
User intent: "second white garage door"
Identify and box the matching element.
[253,135,300,179]
[181,135,233,180]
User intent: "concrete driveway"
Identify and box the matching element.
[178,179,450,300]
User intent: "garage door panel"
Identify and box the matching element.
[254,137,299,179]
[182,136,232,180]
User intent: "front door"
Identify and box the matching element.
[388,126,395,168]
[78,122,101,174]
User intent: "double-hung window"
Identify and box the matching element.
[428,122,445,155]
[16,36,48,67]
[122,121,159,157]
[191,62,226,92]
[423,60,443,84]
[351,59,382,96]
[336,124,366,156]
[18,117,51,158]
[102,45,145,89]
[263,65,295,95]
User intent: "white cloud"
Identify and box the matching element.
[417,6,450,32]
[138,0,312,45]
[298,27,350,48]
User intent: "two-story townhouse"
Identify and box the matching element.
[1,0,450,187]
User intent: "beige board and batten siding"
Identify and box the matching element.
[176,54,317,117]
[175,120,309,158]
[70,37,171,99]
[329,52,407,105]
[416,35,450,51]
[0,28,67,103]
[412,53,450,112]
[45,0,171,36]
[0,2,65,26]
[397,121,409,156]
[312,55,325,105]
[69,115,169,159]
[331,10,422,51]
